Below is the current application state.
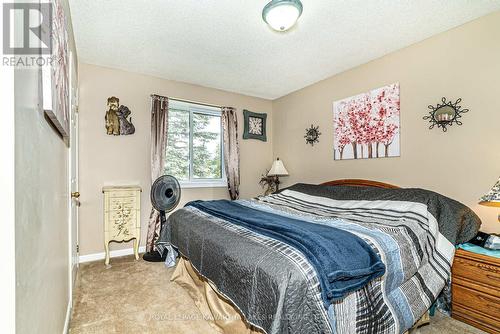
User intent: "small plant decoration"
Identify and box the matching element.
[259,170,277,196]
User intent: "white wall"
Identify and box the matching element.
[14,0,77,332]
[15,69,70,334]
[0,14,16,333]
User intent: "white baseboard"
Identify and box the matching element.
[63,299,71,334]
[79,246,146,263]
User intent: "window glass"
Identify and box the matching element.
[164,101,224,185]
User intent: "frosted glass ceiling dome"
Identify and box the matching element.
[262,0,303,32]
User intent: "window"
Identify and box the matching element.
[165,100,226,188]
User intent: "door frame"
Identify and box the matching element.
[68,50,79,307]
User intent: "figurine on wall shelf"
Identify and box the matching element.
[105,96,120,135]
[117,105,136,135]
[105,96,135,136]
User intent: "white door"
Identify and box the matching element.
[69,51,79,300]
[69,107,79,285]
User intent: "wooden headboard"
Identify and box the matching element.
[320,179,400,189]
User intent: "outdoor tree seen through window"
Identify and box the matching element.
[164,102,223,183]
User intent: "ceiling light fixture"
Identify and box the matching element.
[262,0,303,32]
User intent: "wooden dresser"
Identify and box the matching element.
[102,186,142,265]
[452,248,500,333]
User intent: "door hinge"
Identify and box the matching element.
[76,244,79,253]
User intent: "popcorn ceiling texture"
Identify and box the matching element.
[68,0,500,100]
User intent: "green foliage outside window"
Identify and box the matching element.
[165,105,223,181]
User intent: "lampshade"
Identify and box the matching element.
[262,0,303,32]
[268,158,289,176]
[479,177,500,207]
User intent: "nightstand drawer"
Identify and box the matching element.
[453,304,500,334]
[452,283,500,320]
[453,255,500,290]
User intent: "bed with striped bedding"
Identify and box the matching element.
[160,183,481,334]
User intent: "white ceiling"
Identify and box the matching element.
[69,1,500,100]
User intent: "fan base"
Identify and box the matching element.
[142,251,167,262]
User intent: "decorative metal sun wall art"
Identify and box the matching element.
[423,97,469,132]
[304,124,321,146]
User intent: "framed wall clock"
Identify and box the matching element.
[243,110,267,141]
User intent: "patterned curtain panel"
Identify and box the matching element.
[146,95,169,252]
[221,107,240,200]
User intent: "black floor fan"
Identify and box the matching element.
[143,175,181,262]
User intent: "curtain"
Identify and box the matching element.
[146,95,169,252]
[221,107,240,200]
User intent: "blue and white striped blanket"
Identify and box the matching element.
[161,184,480,334]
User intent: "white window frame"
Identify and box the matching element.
[167,100,227,188]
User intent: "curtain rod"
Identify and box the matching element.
[150,94,222,109]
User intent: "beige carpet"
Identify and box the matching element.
[69,255,486,334]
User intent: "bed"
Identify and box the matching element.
[158,179,481,334]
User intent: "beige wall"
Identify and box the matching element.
[78,63,273,255]
[272,11,500,233]
[15,0,77,332]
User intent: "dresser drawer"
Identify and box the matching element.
[453,254,500,290]
[453,303,500,334]
[107,196,137,212]
[106,189,139,198]
[106,208,137,231]
[452,283,500,320]
[109,225,136,241]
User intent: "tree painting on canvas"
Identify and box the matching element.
[333,83,400,160]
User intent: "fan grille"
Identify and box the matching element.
[150,175,181,212]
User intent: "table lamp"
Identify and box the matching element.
[267,158,289,191]
[479,177,500,222]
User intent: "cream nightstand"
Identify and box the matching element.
[102,186,142,265]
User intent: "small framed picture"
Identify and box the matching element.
[243,110,267,142]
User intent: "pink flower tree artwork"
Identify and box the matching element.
[333,83,400,160]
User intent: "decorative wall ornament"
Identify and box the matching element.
[42,0,70,141]
[304,124,321,146]
[423,97,468,132]
[333,83,400,160]
[105,96,135,135]
[243,110,267,141]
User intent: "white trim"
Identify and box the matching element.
[179,180,228,188]
[0,15,16,332]
[79,246,146,263]
[62,299,72,334]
